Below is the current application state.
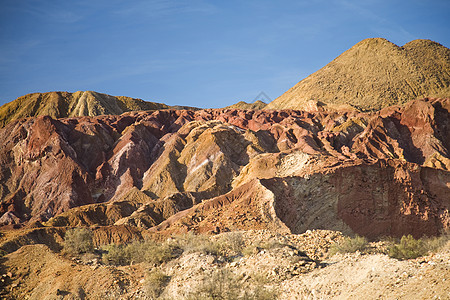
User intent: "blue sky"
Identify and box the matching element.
[0,0,449,108]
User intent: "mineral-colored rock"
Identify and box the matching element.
[0,98,449,238]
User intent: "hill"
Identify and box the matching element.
[266,38,450,111]
[0,91,192,127]
[225,100,267,110]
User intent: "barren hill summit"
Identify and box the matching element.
[0,91,189,127]
[225,100,267,110]
[266,38,450,111]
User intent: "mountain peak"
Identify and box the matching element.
[266,38,450,111]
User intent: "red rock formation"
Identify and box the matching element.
[0,98,448,238]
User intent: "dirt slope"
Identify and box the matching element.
[266,38,450,111]
[1,231,448,299]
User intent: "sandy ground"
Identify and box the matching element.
[0,230,449,299]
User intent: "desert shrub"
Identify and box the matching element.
[388,235,427,260]
[329,235,368,255]
[388,234,449,260]
[101,244,129,265]
[144,269,170,299]
[63,228,94,255]
[175,231,246,258]
[175,232,220,255]
[102,239,181,266]
[128,240,181,265]
[248,284,279,300]
[187,269,241,300]
[213,232,245,257]
[187,269,279,300]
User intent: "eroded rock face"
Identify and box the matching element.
[0,98,449,238]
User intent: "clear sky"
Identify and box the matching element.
[1,0,449,108]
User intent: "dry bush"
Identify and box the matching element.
[214,232,245,257]
[127,240,180,265]
[175,232,220,255]
[388,235,427,260]
[329,235,368,255]
[187,269,279,300]
[187,269,241,300]
[249,284,279,300]
[102,240,181,266]
[101,244,129,265]
[388,234,449,260]
[144,269,170,299]
[63,228,94,255]
[175,231,246,258]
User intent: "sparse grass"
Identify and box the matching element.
[63,228,94,255]
[144,269,170,299]
[329,235,368,255]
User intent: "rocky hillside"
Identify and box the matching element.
[1,230,449,299]
[266,38,450,111]
[0,96,449,299]
[0,97,448,240]
[0,91,196,128]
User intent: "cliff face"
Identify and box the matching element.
[266,39,450,111]
[0,98,448,238]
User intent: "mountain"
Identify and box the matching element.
[266,38,450,111]
[0,98,449,299]
[0,91,196,128]
[225,100,267,110]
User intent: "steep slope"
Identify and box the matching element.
[266,38,450,111]
[0,91,175,127]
